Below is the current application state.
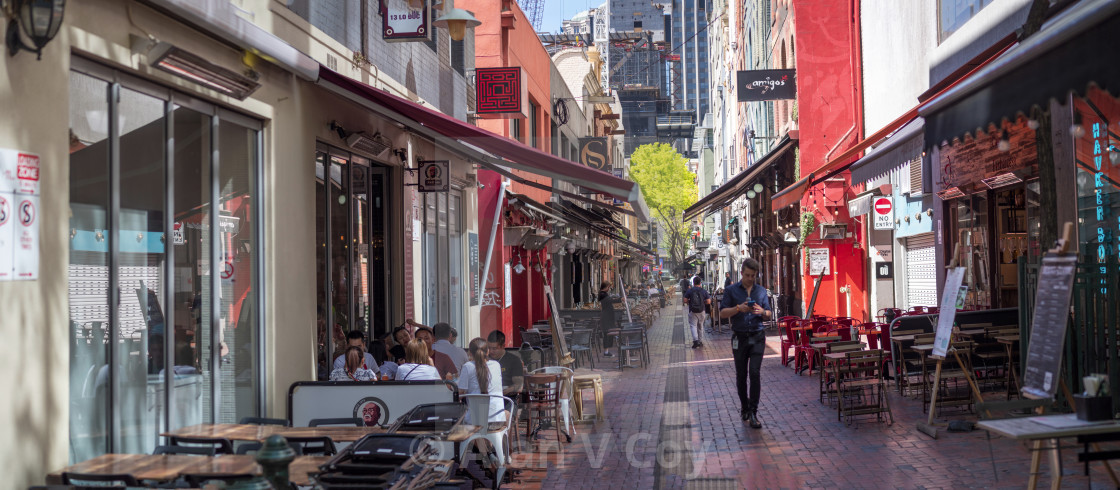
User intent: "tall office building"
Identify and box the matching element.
[668,0,710,156]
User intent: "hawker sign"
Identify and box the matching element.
[873,197,894,230]
[736,69,796,101]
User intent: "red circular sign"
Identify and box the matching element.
[874,197,893,215]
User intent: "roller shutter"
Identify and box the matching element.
[905,234,937,309]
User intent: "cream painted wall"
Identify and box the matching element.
[0,28,71,488]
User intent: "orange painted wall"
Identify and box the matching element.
[463,0,553,204]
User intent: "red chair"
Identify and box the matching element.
[778,317,800,367]
[926,307,940,314]
[794,320,818,374]
[907,306,926,314]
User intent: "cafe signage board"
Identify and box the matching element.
[382,0,430,41]
[1021,254,1078,400]
[578,137,609,171]
[417,160,449,192]
[808,248,829,276]
[736,69,796,101]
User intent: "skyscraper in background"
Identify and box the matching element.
[668,0,710,157]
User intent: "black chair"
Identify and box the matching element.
[568,329,595,369]
[617,329,646,370]
[235,441,263,454]
[61,472,140,486]
[309,417,362,427]
[184,473,256,486]
[168,436,234,455]
[153,444,216,456]
[239,416,289,426]
[286,435,337,455]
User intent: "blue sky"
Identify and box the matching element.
[537,0,599,34]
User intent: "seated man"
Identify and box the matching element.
[414,325,458,380]
[332,330,380,376]
[487,330,525,397]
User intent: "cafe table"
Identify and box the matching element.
[46,454,330,485]
[163,423,386,443]
[978,413,1120,490]
[910,344,936,411]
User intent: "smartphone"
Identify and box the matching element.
[746,298,757,308]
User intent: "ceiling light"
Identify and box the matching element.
[148,42,260,100]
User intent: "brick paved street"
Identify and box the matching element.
[509,297,1119,489]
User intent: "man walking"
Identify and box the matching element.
[683,277,710,349]
[719,258,772,428]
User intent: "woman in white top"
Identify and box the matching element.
[329,347,378,381]
[458,338,506,422]
[396,338,442,381]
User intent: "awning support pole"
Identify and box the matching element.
[480,179,509,309]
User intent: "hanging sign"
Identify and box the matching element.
[578,137,609,170]
[736,69,796,101]
[808,248,829,276]
[476,67,528,118]
[417,160,449,192]
[468,232,480,306]
[873,197,894,230]
[381,0,430,41]
[0,149,39,281]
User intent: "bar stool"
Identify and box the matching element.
[572,374,604,422]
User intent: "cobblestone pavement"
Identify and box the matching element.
[508,297,1119,489]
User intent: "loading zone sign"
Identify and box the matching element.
[418,160,449,193]
[0,149,39,281]
[873,197,894,230]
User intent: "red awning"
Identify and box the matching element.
[771,173,813,210]
[316,67,642,205]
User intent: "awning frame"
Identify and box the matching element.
[681,135,796,221]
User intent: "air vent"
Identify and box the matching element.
[820,224,846,240]
[937,186,966,200]
[346,132,392,157]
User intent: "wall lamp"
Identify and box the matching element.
[6,0,65,60]
[433,0,479,42]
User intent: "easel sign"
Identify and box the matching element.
[617,273,634,323]
[543,277,573,366]
[1021,252,1078,400]
[931,266,966,358]
[803,267,825,320]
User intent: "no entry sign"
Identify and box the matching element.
[873,197,894,230]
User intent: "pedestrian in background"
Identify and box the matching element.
[598,281,618,358]
[683,277,710,349]
[719,258,772,429]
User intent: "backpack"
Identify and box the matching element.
[688,288,705,313]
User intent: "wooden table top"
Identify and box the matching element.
[978,414,1120,440]
[995,334,1021,344]
[163,423,385,442]
[957,329,987,336]
[46,454,330,485]
[912,344,935,352]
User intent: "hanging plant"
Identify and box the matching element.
[798,211,816,249]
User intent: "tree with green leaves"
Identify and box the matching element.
[628,142,698,269]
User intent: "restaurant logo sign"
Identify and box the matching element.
[418,160,449,192]
[578,137,609,171]
[476,67,527,118]
[736,69,796,102]
[382,0,430,42]
[353,396,389,426]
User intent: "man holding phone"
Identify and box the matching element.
[719,258,772,428]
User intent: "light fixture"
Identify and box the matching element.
[746,189,756,199]
[1109,144,1120,166]
[1070,112,1085,139]
[6,0,65,60]
[753,183,764,193]
[513,252,525,274]
[1027,118,1040,130]
[433,0,480,42]
[997,130,1011,152]
[148,42,261,100]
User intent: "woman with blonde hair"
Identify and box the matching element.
[329,346,377,381]
[395,339,442,381]
[458,338,505,422]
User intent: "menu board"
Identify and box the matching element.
[804,273,825,320]
[1021,254,1078,400]
[932,267,966,358]
[544,278,571,365]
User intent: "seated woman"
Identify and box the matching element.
[458,338,506,423]
[395,339,442,381]
[329,346,378,381]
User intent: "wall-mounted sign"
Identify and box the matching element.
[808,248,829,276]
[0,149,39,281]
[578,137,609,171]
[736,69,796,101]
[873,197,894,230]
[875,261,893,279]
[476,67,528,118]
[417,160,449,192]
[381,0,429,42]
[468,232,479,306]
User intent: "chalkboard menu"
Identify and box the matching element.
[932,267,966,358]
[804,273,825,320]
[1021,254,1078,400]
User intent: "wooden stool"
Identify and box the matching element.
[572,374,604,422]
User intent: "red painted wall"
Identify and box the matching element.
[792,0,869,320]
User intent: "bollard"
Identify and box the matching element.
[257,434,296,488]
